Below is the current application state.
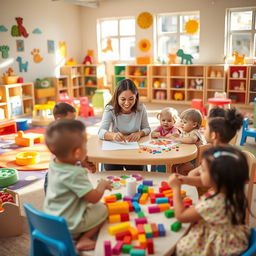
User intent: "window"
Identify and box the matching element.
[97,18,135,61]
[156,12,200,61]
[226,8,256,58]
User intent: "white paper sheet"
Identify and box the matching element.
[102,141,139,150]
[140,138,179,149]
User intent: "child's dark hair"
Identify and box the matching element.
[108,79,140,115]
[202,146,249,225]
[45,119,85,159]
[180,109,203,129]
[208,107,225,118]
[53,102,76,119]
[208,108,243,143]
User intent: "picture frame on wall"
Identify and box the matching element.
[47,40,55,53]
[16,40,24,52]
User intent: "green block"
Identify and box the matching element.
[114,193,122,200]
[122,244,133,254]
[165,209,175,218]
[120,175,130,179]
[142,185,148,193]
[171,221,182,232]
[137,211,145,218]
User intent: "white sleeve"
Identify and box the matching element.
[98,107,114,140]
[140,104,151,136]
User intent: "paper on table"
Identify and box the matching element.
[140,138,179,149]
[102,141,139,150]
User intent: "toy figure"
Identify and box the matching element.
[83,50,94,65]
[232,51,246,65]
[102,39,113,53]
[176,49,193,64]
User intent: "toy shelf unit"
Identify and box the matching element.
[227,65,249,106]
[114,64,127,87]
[0,83,34,119]
[49,75,69,101]
[205,65,226,101]
[126,65,149,102]
[248,65,256,104]
[84,64,106,100]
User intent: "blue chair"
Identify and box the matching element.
[241,228,256,256]
[23,203,78,256]
[240,118,256,146]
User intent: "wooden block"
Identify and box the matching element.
[109,214,121,223]
[108,222,130,235]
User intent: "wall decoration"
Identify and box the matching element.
[32,28,42,34]
[47,40,55,53]
[0,26,8,32]
[102,39,113,53]
[168,53,177,64]
[137,12,153,29]
[185,19,199,34]
[16,57,28,72]
[31,49,43,63]
[11,17,29,38]
[59,41,66,57]
[0,45,10,59]
[138,39,151,52]
[16,40,24,52]
[176,49,193,64]
[232,51,246,65]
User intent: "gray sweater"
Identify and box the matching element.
[98,103,151,139]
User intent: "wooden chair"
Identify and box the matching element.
[243,150,256,225]
[195,143,212,167]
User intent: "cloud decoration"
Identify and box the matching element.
[0,26,8,32]
[32,28,42,34]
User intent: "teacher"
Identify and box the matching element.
[98,79,151,171]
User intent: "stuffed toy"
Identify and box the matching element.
[35,78,51,89]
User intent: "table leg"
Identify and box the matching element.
[166,164,173,174]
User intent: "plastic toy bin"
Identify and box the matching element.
[0,189,22,237]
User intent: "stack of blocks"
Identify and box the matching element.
[102,179,193,255]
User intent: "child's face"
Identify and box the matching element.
[200,159,214,188]
[74,134,87,162]
[160,114,174,131]
[180,118,197,133]
[118,90,136,114]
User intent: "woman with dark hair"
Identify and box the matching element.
[98,79,150,171]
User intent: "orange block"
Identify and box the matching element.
[158,203,170,212]
[109,214,121,223]
[107,201,129,214]
[129,226,138,240]
[138,234,147,246]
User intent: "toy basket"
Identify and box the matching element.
[2,76,19,85]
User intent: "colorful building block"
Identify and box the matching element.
[137,211,145,218]
[147,238,154,255]
[143,224,152,238]
[137,224,145,234]
[122,244,133,254]
[107,201,129,215]
[142,185,148,193]
[137,184,144,193]
[148,205,160,214]
[112,241,123,255]
[135,217,147,225]
[123,195,133,201]
[120,213,129,222]
[158,203,170,212]
[130,248,146,256]
[104,241,112,256]
[151,223,158,237]
[138,234,147,246]
[164,209,175,218]
[109,214,121,223]
[108,222,130,235]
[143,180,153,186]
[129,227,138,240]
[139,193,148,204]
[123,235,132,244]
[149,194,156,204]
[127,201,134,212]
[183,198,192,205]
[132,202,141,212]
[156,197,169,204]
[115,230,131,240]
[148,187,154,194]
[158,224,166,237]
[171,221,182,232]
[133,193,141,202]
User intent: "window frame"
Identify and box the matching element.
[97,17,136,62]
[155,11,200,61]
[225,7,256,59]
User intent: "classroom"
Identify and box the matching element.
[0,0,256,255]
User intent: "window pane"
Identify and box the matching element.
[101,38,119,61]
[180,35,199,59]
[231,33,251,56]
[101,20,118,38]
[158,36,178,59]
[180,14,199,33]
[158,15,177,33]
[120,37,135,60]
[230,11,252,30]
[120,19,135,36]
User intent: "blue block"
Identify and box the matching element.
[156,197,169,204]
[137,184,144,193]
[145,232,153,238]
[158,224,166,237]
[132,202,141,212]
[132,193,141,202]
[143,180,153,186]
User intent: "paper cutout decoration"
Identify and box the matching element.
[0,26,8,32]
[138,39,151,52]
[102,39,113,53]
[137,12,153,29]
[31,49,43,63]
[176,49,193,64]
[0,45,10,59]
[16,57,28,72]
[185,19,199,34]
[32,28,42,34]
[16,40,24,52]
[47,40,55,53]
[11,17,29,38]
[59,42,66,57]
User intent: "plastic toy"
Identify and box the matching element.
[35,78,51,88]
[168,53,177,64]
[136,57,151,64]
[32,102,55,126]
[239,70,245,78]
[195,78,203,90]
[92,89,112,110]
[65,58,77,66]
[210,70,216,77]
[31,49,43,63]
[0,121,17,135]
[0,45,10,58]
[232,51,246,65]
[16,151,40,166]
[240,118,256,146]
[79,97,95,118]
[102,39,113,53]
[0,168,19,187]
[173,81,183,88]
[176,49,193,64]
[134,69,142,76]
[16,56,28,72]
[2,68,19,85]
[83,50,94,64]
[153,80,160,88]
[160,82,167,89]
[15,131,44,147]
[174,92,184,100]
[155,90,166,100]
[11,17,29,38]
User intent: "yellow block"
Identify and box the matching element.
[139,193,148,205]
[108,222,130,235]
[129,226,138,240]
[138,234,147,246]
[163,189,173,194]
[164,193,173,198]
[148,187,154,194]
[108,214,121,223]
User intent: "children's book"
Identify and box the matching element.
[140,138,179,149]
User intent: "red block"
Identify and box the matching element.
[137,224,145,234]
[127,201,134,212]
[147,238,154,254]
[123,235,132,244]
[115,231,131,240]
[120,213,130,222]
[151,223,158,237]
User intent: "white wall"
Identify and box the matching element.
[0,0,82,83]
[81,0,256,64]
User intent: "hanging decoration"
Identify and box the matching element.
[31,49,43,63]
[16,57,28,72]
[11,17,29,38]
[0,26,8,32]
[32,28,42,34]
[47,40,55,53]
[0,45,10,59]
[102,39,113,53]
[59,42,66,57]
[137,12,153,29]
[138,39,151,52]
[185,19,199,34]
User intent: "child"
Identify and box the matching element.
[44,119,112,251]
[169,146,250,255]
[151,107,180,139]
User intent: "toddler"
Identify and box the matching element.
[44,119,112,251]
[151,107,180,138]
[169,146,250,255]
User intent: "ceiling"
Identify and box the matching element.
[52,0,102,8]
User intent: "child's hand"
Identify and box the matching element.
[99,179,112,191]
[176,174,187,184]
[168,134,179,141]
[151,132,161,139]
[81,157,96,173]
[113,132,126,142]
[125,132,141,142]
[168,173,181,188]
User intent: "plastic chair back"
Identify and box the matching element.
[240,228,256,256]
[23,203,78,256]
